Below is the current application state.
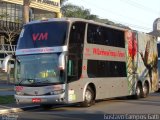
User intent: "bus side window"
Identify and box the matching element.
[67,59,78,81]
[68,60,74,76]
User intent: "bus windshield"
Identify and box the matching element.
[17,21,68,49]
[16,54,64,85]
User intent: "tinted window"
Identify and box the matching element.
[87,24,125,48]
[87,60,127,77]
[17,22,68,49]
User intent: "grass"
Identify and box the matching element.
[0,95,15,104]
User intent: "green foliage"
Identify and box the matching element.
[61,2,130,29]
[0,95,15,104]
[62,4,98,20]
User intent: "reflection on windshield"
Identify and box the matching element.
[16,54,63,85]
[17,22,68,49]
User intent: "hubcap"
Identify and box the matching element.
[143,85,148,95]
[85,90,92,102]
[136,87,140,96]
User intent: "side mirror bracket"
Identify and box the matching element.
[2,55,13,73]
[59,52,66,70]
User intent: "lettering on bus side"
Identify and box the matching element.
[32,32,48,41]
[93,48,125,58]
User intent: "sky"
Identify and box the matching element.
[66,0,160,33]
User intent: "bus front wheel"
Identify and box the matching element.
[81,86,95,107]
[134,83,142,99]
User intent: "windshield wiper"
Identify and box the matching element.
[18,78,36,85]
[18,78,51,85]
[36,79,51,83]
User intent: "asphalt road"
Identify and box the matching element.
[1,93,160,120]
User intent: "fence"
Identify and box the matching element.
[0,44,16,53]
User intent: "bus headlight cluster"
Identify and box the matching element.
[50,89,64,95]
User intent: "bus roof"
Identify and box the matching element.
[26,17,127,32]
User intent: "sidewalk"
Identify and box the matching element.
[0,103,40,115]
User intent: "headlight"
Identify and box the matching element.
[50,89,64,95]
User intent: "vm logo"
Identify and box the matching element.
[32,32,48,41]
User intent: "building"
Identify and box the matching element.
[0,0,61,64]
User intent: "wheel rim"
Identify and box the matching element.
[143,84,148,96]
[85,89,92,102]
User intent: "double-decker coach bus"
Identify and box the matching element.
[2,18,159,107]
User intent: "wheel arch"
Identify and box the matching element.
[82,82,96,101]
[136,80,143,89]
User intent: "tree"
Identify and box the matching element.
[0,11,21,55]
[0,19,21,83]
[23,0,30,24]
[0,26,20,55]
[62,4,98,20]
[60,1,129,29]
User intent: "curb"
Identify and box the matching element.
[0,105,40,115]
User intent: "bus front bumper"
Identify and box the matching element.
[15,94,66,104]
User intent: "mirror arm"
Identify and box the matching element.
[2,55,13,72]
[59,52,67,70]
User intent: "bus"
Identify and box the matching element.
[2,18,159,107]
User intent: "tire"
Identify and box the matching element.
[156,88,160,92]
[142,82,149,98]
[80,86,95,107]
[40,104,53,109]
[134,84,142,99]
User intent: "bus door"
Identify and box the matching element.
[66,22,86,103]
[67,22,86,82]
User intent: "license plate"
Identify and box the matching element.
[32,98,41,103]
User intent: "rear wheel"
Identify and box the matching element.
[81,86,95,107]
[142,82,149,98]
[134,84,142,99]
